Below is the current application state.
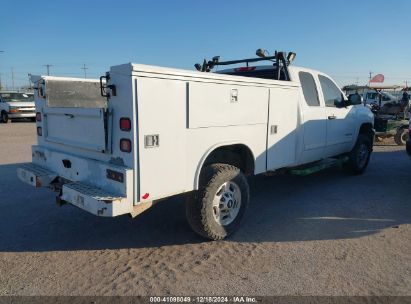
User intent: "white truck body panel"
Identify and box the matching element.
[19,62,374,219]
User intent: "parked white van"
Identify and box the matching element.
[0,91,35,123]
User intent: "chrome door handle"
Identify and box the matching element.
[328,115,336,120]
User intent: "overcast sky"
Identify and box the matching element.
[1,0,410,88]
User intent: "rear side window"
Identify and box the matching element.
[221,68,288,80]
[299,72,320,106]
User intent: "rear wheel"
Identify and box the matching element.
[186,163,249,240]
[394,127,408,146]
[1,111,9,123]
[343,134,372,175]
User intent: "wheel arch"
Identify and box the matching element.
[358,122,374,141]
[194,142,255,190]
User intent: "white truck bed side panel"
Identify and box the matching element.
[136,77,187,202]
[188,82,268,128]
[185,124,268,189]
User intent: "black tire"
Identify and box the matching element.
[30,117,36,122]
[1,111,9,123]
[343,134,372,175]
[186,163,249,240]
[406,140,411,156]
[394,127,408,146]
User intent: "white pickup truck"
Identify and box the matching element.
[18,51,374,240]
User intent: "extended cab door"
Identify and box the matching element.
[298,71,327,164]
[317,75,356,157]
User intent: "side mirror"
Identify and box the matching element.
[347,94,362,105]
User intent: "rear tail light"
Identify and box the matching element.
[9,108,19,113]
[36,112,42,122]
[120,117,131,131]
[120,139,132,153]
[37,127,42,136]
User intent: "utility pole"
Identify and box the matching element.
[368,71,373,85]
[28,73,32,90]
[11,68,15,91]
[81,63,88,79]
[0,51,3,90]
[43,64,53,76]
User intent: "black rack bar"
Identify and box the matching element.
[195,50,294,81]
[214,56,277,66]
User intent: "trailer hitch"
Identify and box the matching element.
[100,73,117,98]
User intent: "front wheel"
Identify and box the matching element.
[186,163,249,240]
[394,127,408,146]
[343,134,372,175]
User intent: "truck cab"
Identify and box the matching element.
[217,64,374,164]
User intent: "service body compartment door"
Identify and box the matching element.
[188,82,267,128]
[136,77,187,202]
[267,87,299,170]
[44,107,107,152]
[41,78,108,153]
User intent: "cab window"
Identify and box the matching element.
[299,72,320,106]
[318,75,343,107]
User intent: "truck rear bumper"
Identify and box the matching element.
[17,163,57,187]
[61,182,129,217]
[17,162,134,217]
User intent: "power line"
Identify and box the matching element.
[81,63,88,79]
[43,64,53,76]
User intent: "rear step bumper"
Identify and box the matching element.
[61,182,128,217]
[17,163,57,187]
[17,163,132,217]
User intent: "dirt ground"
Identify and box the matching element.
[0,122,410,296]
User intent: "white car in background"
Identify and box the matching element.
[0,91,36,123]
